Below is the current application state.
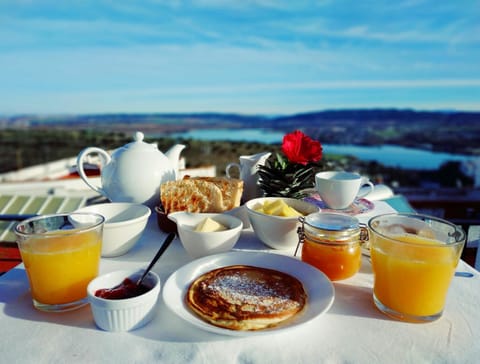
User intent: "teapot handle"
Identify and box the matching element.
[76,147,111,196]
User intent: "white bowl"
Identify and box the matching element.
[245,197,319,250]
[87,269,160,332]
[168,212,243,258]
[76,203,151,257]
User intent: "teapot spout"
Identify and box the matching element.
[165,144,186,179]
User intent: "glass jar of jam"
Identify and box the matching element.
[298,212,365,281]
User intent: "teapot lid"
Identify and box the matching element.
[134,131,145,142]
[120,131,159,153]
[108,131,163,162]
[131,131,147,145]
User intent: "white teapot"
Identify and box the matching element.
[76,131,185,207]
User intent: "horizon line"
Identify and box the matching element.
[2,106,480,118]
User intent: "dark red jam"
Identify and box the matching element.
[95,278,151,299]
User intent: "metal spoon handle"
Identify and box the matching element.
[137,232,176,285]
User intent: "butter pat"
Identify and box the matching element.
[255,200,303,217]
[195,217,228,232]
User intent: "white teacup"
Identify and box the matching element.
[315,171,374,209]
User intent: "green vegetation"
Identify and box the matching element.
[0,130,128,171]
[0,129,277,175]
[2,109,478,190]
[0,129,473,189]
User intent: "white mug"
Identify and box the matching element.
[226,152,271,202]
[315,171,374,209]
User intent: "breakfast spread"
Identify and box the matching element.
[252,199,303,217]
[185,265,307,331]
[160,176,243,214]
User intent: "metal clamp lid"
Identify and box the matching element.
[304,212,360,232]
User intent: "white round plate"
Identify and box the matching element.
[162,251,335,337]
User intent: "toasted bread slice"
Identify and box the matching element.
[160,179,224,214]
[160,177,244,214]
[190,177,243,210]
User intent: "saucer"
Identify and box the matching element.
[303,192,374,215]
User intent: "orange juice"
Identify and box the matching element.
[20,230,102,305]
[371,233,459,318]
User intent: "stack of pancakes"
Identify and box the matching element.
[186,265,307,331]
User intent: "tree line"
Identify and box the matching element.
[0,129,473,189]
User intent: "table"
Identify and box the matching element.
[1,201,479,364]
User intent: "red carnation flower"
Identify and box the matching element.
[281,130,323,165]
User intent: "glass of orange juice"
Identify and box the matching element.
[368,213,465,323]
[15,213,104,312]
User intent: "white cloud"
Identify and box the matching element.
[0,0,479,114]
[77,78,480,97]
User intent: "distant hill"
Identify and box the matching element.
[273,109,480,155]
[1,109,479,155]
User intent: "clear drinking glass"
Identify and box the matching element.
[15,213,104,312]
[368,213,465,323]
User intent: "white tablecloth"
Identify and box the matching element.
[1,201,479,364]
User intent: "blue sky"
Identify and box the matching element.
[1,0,479,115]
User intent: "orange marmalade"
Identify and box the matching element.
[300,213,364,281]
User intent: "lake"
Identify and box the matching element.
[169,128,474,170]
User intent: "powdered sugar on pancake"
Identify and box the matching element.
[206,270,302,313]
[186,265,307,330]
